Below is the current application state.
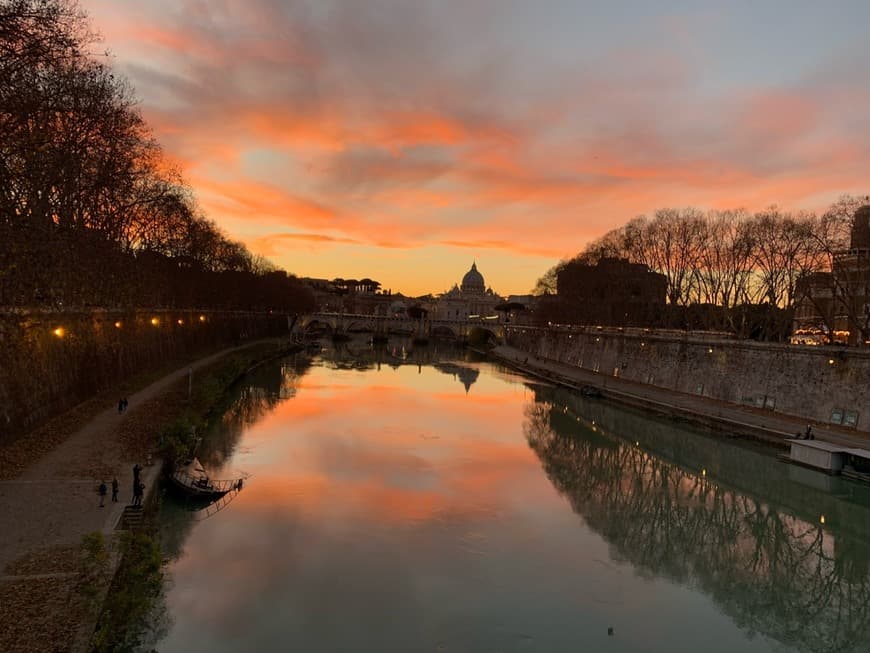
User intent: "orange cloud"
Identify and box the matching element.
[86,0,870,294]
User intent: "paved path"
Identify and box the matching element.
[492,345,870,450]
[0,342,266,575]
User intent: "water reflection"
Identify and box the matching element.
[148,346,870,653]
[161,354,314,558]
[433,363,480,394]
[524,384,870,653]
[325,339,475,377]
[198,354,313,469]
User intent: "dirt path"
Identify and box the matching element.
[0,341,274,652]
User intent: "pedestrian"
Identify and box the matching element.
[111,477,119,502]
[806,424,814,440]
[133,463,142,485]
[118,398,124,414]
[98,480,107,507]
[122,397,128,413]
[133,481,144,507]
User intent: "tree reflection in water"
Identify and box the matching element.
[198,354,314,469]
[523,393,870,653]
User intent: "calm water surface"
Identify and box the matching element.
[148,342,870,652]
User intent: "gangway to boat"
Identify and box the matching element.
[188,485,244,521]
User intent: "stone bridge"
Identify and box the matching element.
[297,312,505,342]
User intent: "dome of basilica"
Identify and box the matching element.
[461,262,485,295]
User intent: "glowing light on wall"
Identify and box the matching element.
[52,327,65,338]
[151,317,160,326]
[199,315,206,322]
[114,321,122,329]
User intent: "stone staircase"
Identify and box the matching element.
[117,505,145,531]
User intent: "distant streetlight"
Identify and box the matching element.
[53,327,65,338]
[151,317,160,326]
[114,321,122,329]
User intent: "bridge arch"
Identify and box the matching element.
[431,325,459,339]
[302,319,334,336]
[345,319,375,333]
[468,326,501,345]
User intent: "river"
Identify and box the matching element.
[144,341,870,652]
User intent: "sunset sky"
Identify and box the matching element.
[84,0,870,296]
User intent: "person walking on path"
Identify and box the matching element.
[98,481,107,507]
[122,397,128,413]
[118,398,124,414]
[111,478,119,502]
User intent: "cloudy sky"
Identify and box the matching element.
[84,0,870,295]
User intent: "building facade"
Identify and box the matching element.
[792,206,870,346]
[555,257,667,326]
[429,262,504,320]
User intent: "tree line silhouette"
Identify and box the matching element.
[0,0,314,312]
[534,197,869,340]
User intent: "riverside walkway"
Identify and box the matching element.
[491,345,870,450]
[0,342,271,653]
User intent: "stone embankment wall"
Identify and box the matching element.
[0,309,291,442]
[506,325,870,432]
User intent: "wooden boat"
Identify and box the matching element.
[169,457,245,500]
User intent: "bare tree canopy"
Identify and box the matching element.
[534,195,870,342]
[0,0,313,312]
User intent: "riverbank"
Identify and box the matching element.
[0,339,301,653]
[485,344,870,451]
[503,324,869,431]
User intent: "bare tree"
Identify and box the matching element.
[743,207,817,309]
[532,262,563,295]
[643,208,706,306]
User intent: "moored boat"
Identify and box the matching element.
[169,457,245,500]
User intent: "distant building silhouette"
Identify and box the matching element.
[556,257,667,326]
[302,276,407,315]
[430,262,504,320]
[792,206,870,345]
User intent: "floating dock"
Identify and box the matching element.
[787,439,870,481]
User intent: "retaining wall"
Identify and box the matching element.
[506,326,870,432]
[0,309,291,441]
